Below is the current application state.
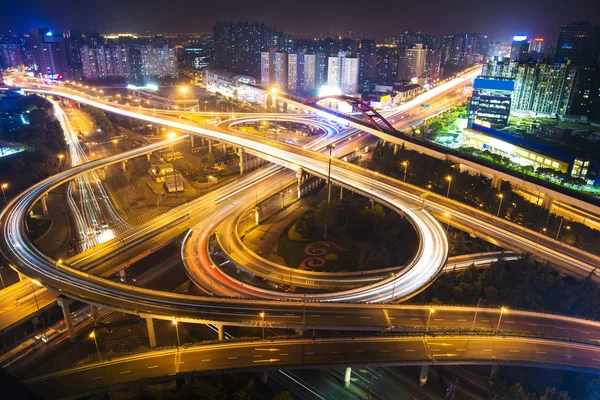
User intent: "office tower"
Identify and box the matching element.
[555,22,600,117]
[30,28,70,79]
[510,35,529,61]
[376,47,399,82]
[469,77,514,127]
[529,38,545,58]
[327,51,359,95]
[183,43,212,70]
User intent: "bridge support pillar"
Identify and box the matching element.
[218,324,224,341]
[208,139,212,154]
[190,135,195,148]
[541,194,554,211]
[99,168,106,180]
[296,168,304,199]
[70,180,76,193]
[91,305,101,327]
[394,144,399,154]
[121,161,127,173]
[344,367,352,388]
[238,148,244,175]
[119,269,126,281]
[491,175,502,190]
[339,187,343,201]
[260,370,269,384]
[41,194,48,215]
[146,317,157,347]
[57,297,76,342]
[146,153,151,162]
[419,365,429,386]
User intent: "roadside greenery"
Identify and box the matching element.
[417,104,467,140]
[367,142,600,255]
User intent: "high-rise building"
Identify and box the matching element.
[510,35,529,61]
[65,30,84,79]
[213,21,279,78]
[80,45,131,80]
[401,43,427,80]
[424,49,442,82]
[376,47,399,82]
[555,22,600,117]
[302,53,317,93]
[481,59,577,116]
[327,51,359,94]
[30,28,70,79]
[260,48,288,89]
[0,41,24,69]
[358,39,377,84]
[183,43,212,70]
[287,53,298,92]
[469,77,514,128]
[528,38,545,58]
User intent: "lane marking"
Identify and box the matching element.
[509,350,520,353]
[482,349,493,352]
[305,352,314,355]
[405,349,415,352]
[457,319,467,322]
[456,349,466,352]
[201,359,211,362]
[227,357,237,360]
[148,365,158,369]
[360,317,370,319]
[120,370,130,374]
[279,353,288,356]
[334,316,344,318]
[92,376,103,380]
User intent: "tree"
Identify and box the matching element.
[273,391,294,400]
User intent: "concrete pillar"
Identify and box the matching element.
[119,269,126,281]
[393,144,399,154]
[201,137,205,146]
[17,272,24,282]
[190,135,195,148]
[491,175,502,190]
[218,324,224,341]
[344,367,352,388]
[339,187,344,201]
[208,139,212,154]
[419,365,429,386]
[91,305,101,327]
[146,317,157,347]
[99,168,106,180]
[296,168,304,199]
[41,194,48,215]
[238,148,244,175]
[57,297,76,342]
[260,370,269,384]
[146,153,151,162]
[121,161,127,173]
[70,180,76,193]
[541,194,554,210]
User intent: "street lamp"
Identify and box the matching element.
[259,312,265,340]
[270,88,279,115]
[30,279,41,311]
[426,307,435,332]
[180,87,189,110]
[1,183,8,203]
[167,132,179,205]
[56,258,63,273]
[323,144,335,239]
[556,218,570,240]
[58,154,65,171]
[89,331,102,361]
[444,212,451,232]
[172,320,181,350]
[0,266,5,289]
[496,194,503,217]
[112,140,118,154]
[495,307,508,333]
[390,272,397,302]
[402,161,408,183]
[445,176,452,198]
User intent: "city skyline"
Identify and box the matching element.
[2,0,600,41]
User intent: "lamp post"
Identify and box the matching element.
[495,307,508,333]
[445,176,452,198]
[1,183,8,203]
[323,144,335,239]
[112,140,118,154]
[426,307,435,332]
[402,161,408,182]
[556,218,570,240]
[270,88,278,116]
[172,320,181,350]
[390,272,397,302]
[0,266,5,289]
[55,258,63,273]
[260,312,265,340]
[180,87,189,111]
[472,298,482,329]
[444,212,451,232]
[58,154,65,171]
[168,132,178,205]
[496,194,503,217]
[90,331,102,361]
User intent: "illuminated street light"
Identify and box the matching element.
[168,133,179,205]
[496,194,504,217]
[172,320,181,350]
[495,307,508,333]
[56,258,63,272]
[445,176,452,198]
[402,161,408,182]
[426,307,435,332]
[260,312,265,340]
[30,280,41,311]
[89,331,102,361]
[180,87,189,109]
[556,217,569,240]
[323,144,335,239]
[1,183,8,203]
[112,139,118,154]
[444,212,451,232]
[270,87,278,115]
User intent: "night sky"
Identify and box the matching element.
[2,0,599,41]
